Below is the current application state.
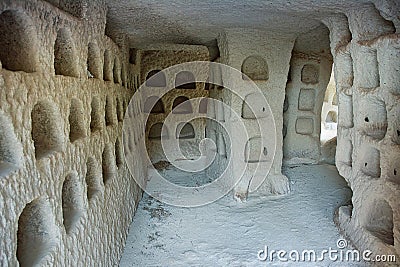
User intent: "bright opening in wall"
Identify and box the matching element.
[320,67,338,165]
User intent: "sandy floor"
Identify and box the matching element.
[120,164,365,266]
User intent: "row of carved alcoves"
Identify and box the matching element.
[144,55,271,89]
[0,9,132,88]
[16,142,124,266]
[0,94,130,180]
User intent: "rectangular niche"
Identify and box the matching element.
[358,97,387,141]
[335,51,354,88]
[301,64,319,84]
[356,47,379,90]
[380,46,400,94]
[364,199,394,245]
[298,88,315,111]
[242,92,268,119]
[338,93,353,128]
[295,117,314,135]
[360,146,381,178]
[244,136,268,163]
[337,137,353,167]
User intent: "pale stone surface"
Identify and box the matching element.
[105,0,380,48]
[283,24,333,164]
[140,44,209,163]
[0,1,144,266]
[212,29,295,199]
[120,164,355,266]
[0,0,399,265]
[324,4,400,263]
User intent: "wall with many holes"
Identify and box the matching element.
[0,1,145,266]
[283,24,333,164]
[210,29,295,201]
[140,44,209,164]
[323,3,400,260]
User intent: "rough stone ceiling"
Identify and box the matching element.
[106,0,373,48]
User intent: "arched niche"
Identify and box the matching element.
[90,96,103,132]
[326,110,338,123]
[172,96,193,114]
[102,144,116,184]
[54,28,79,77]
[87,41,101,78]
[115,138,124,168]
[360,146,381,178]
[176,122,195,139]
[31,101,65,159]
[175,71,196,89]
[144,96,165,114]
[0,10,39,72]
[69,98,86,142]
[17,198,58,267]
[62,171,84,234]
[86,157,102,200]
[113,57,121,84]
[148,123,169,140]
[217,133,227,157]
[146,70,166,87]
[216,99,225,122]
[244,136,268,163]
[105,95,116,126]
[365,199,394,245]
[199,98,208,113]
[103,49,113,81]
[241,55,269,81]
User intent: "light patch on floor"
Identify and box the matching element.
[120,164,365,266]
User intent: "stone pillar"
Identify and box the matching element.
[213,29,295,200]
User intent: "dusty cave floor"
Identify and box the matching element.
[120,164,365,267]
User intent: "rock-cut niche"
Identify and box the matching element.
[241,55,269,81]
[17,198,58,267]
[146,70,166,87]
[0,10,39,72]
[31,101,65,159]
[54,28,79,77]
[172,96,193,114]
[62,172,84,234]
[175,71,196,89]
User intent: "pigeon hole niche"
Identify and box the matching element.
[62,172,85,234]
[144,96,165,114]
[172,96,193,114]
[54,28,79,77]
[31,101,65,159]
[0,9,39,73]
[17,198,58,267]
[87,41,102,79]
